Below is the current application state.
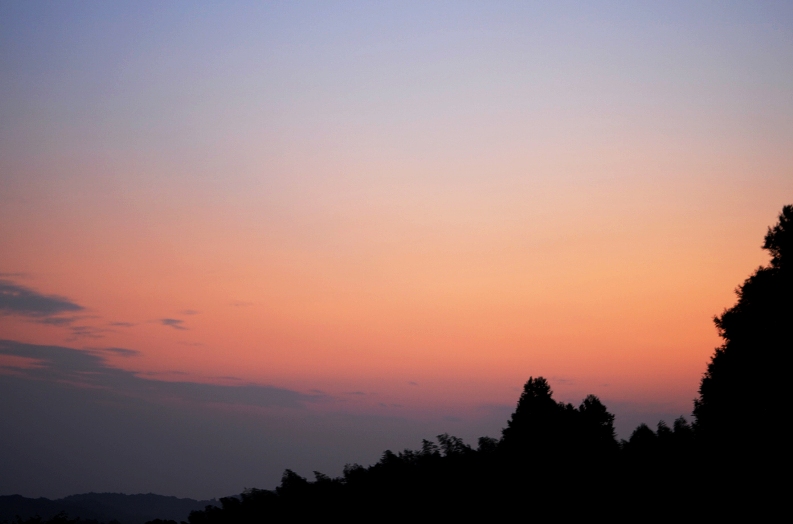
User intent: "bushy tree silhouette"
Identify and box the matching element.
[694,205,792,455]
[500,377,618,462]
[500,377,566,453]
[578,394,618,455]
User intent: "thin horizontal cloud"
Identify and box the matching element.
[0,339,320,409]
[160,318,187,330]
[0,354,43,371]
[212,375,244,382]
[109,321,135,327]
[36,316,79,326]
[67,325,106,339]
[100,347,141,357]
[0,280,83,317]
[180,310,200,315]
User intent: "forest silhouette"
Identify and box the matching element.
[8,206,790,523]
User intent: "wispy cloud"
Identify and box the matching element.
[0,339,320,409]
[0,279,83,317]
[180,310,200,315]
[34,316,108,341]
[160,318,187,330]
[230,301,253,307]
[100,347,141,358]
[110,321,135,327]
[36,316,79,326]
[67,325,107,339]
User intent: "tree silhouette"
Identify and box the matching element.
[500,377,618,463]
[694,205,792,455]
[500,376,563,453]
[687,205,792,515]
[578,394,618,455]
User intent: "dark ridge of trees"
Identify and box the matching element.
[183,384,704,522]
[179,205,790,521]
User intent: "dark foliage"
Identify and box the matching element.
[690,205,792,508]
[694,206,792,446]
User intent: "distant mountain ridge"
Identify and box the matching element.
[0,493,218,524]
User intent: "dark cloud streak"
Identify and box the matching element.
[160,318,187,330]
[0,280,83,317]
[0,340,318,409]
[36,316,78,326]
[99,347,141,358]
[66,325,106,339]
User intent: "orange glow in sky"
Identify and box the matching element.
[2,2,792,440]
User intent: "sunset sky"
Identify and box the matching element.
[2,1,792,499]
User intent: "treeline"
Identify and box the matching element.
[183,205,790,521]
[185,380,700,521]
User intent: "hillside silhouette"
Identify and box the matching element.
[0,494,215,524]
[6,205,789,523]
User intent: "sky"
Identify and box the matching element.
[1,1,792,499]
